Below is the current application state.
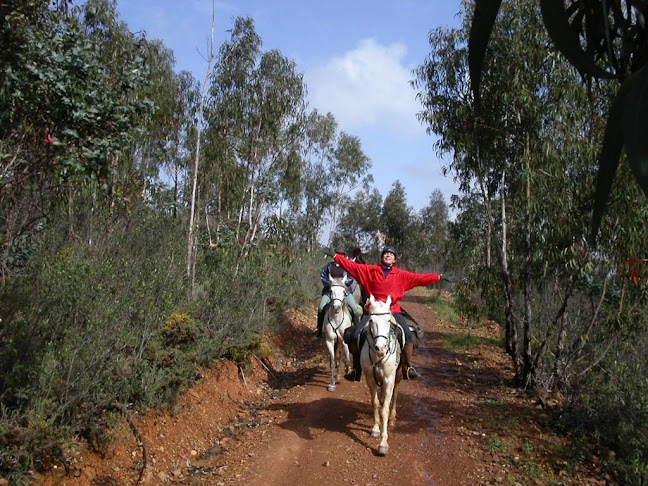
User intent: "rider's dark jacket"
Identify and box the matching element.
[320,261,353,290]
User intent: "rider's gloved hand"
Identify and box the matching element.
[322,247,347,258]
[440,274,457,283]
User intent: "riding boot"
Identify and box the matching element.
[345,336,362,381]
[352,348,362,381]
[315,308,325,338]
[402,343,420,380]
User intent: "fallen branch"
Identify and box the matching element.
[111,402,148,485]
[238,364,249,391]
[253,354,273,375]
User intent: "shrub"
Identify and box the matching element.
[0,206,323,478]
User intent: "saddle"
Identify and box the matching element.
[344,320,406,353]
[400,307,424,342]
[348,319,424,352]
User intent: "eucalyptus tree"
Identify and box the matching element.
[292,110,338,251]
[131,41,189,200]
[156,70,198,219]
[233,48,307,264]
[408,189,449,272]
[325,132,372,244]
[415,0,647,391]
[444,192,489,272]
[379,181,413,258]
[416,1,541,382]
[201,17,308,269]
[203,17,260,249]
[0,0,151,281]
[469,0,648,241]
[332,187,384,253]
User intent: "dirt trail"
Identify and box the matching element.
[36,289,607,486]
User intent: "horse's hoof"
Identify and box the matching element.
[378,445,389,456]
[327,385,336,392]
[371,429,380,438]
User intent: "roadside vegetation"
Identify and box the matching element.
[1,0,647,484]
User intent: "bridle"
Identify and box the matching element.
[326,284,349,334]
[366,311,398,387]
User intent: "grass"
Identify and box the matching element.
[442,333,504,351]
[488,434,508,453]
[423,293,462,325]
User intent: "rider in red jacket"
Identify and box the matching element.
[329,246,443,381]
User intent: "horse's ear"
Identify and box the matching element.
[369,294,376,306]
[386,295,392,307]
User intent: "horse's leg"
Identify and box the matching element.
[326,338,336,392]
[390,362,402,424]
[342,340,352,375]
[369,384,381,438]
[377,379,396,456]
[389,382,399,424]
[333,337,342,383]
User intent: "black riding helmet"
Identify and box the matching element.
[381,246,398,258]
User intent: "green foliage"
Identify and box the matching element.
[0,202,323,477]
[423,293,462,326]
[442,332,503,351]
[380,181,412,253]
[488,434,508,453]
[468,0,648,242]
[0,1,155,282]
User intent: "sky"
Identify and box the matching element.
[115,0,466,214]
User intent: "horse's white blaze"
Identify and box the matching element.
[361,294,402,456]
[323,275,352,392]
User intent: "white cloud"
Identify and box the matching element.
[305,38,422,139]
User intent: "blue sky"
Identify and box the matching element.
[116,1,466,214]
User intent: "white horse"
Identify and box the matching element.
[323,275,353,392]
[361,295,403,456]
[349,280,364,310]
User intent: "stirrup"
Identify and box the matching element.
[405,366,420,380]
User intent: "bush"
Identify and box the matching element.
[0,205,323,478]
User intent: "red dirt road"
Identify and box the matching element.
[36,289,605,486]
[217,293,495,486]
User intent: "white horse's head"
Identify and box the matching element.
[328,274,347,315]
[367,295,393,358]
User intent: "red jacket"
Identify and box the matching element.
[334,254,441,313]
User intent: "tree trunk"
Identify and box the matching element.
[522,141,533,388]
[499,170,521,382]
[478,165,520,381]
[187,9,216,295]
